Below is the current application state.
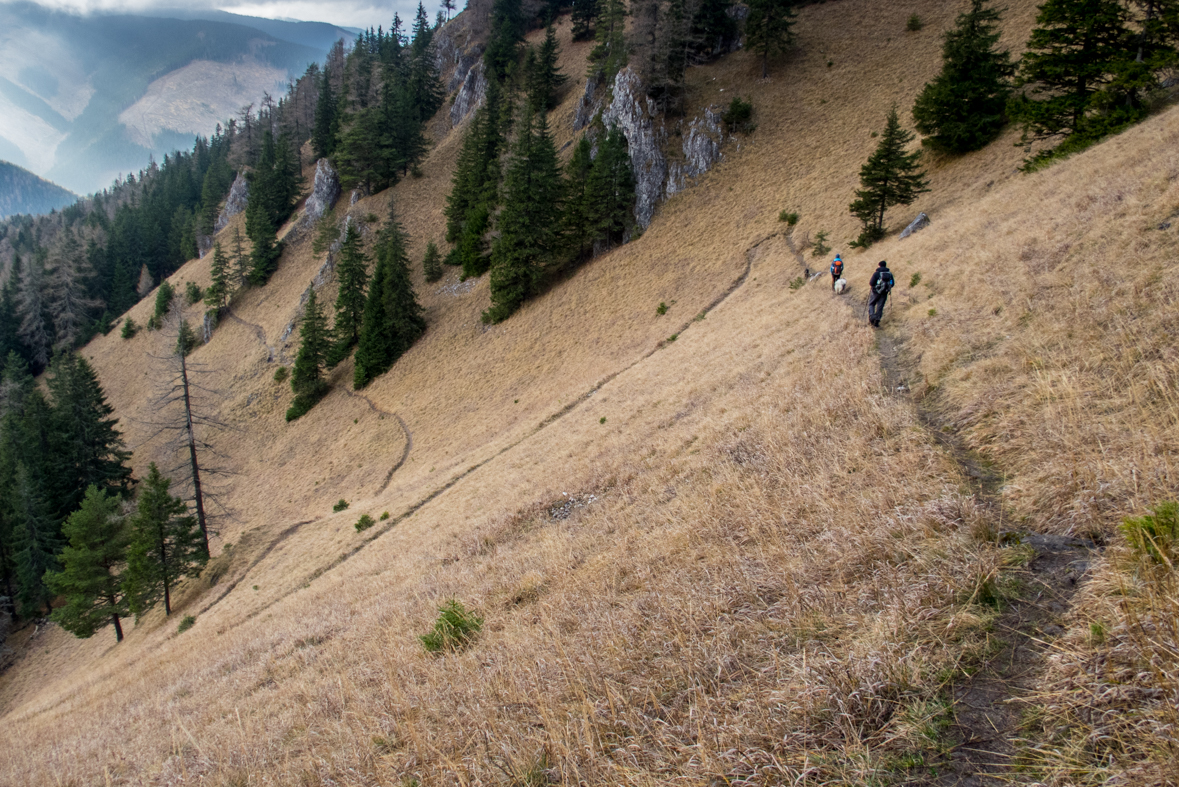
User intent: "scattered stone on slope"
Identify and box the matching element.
[202,310,216,344]
[667,107,724,198]
[900,212,930,239]
[215,172,249,233]
[301,158,341,228]
[450,60,488,127]
[573,73,601,131]
[601,67,668,230]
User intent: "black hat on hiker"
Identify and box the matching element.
[878,260,888,268]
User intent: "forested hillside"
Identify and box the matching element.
[2,0,1179,784]
[0,161,74,218]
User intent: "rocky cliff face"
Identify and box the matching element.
[215,172,249,233]
[601,68,668,230]
[302,159,341,227]
[450,60,488,127]
[666,107,725,199]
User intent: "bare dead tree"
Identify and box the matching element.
[45,228,100,350]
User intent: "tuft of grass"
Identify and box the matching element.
[273,366,288,383]
[333,499,349,512]
[789,276,805,290]
[928,308,938,317]
[355,514,376,532]
[380,511,390,521]
[599,417,607,424]
[779,210,800,225]
[656,301,668,315]
[1121,501,1179,564]
[907,14,923,31]
[909,272,922,288]
[420,600,483,653]
[177,615,196,633]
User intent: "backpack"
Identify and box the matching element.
[874,270,894,295]
[831,260,843,276]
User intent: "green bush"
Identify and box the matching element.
[121,317,138,339]
[910,272,922,288]
[153,281,175,322]
[333,499,350,512]
[177,614,196,633]
[928,308,938,316]
[380,511,390,521]
[656,301,668,315]
[175,319,199,356]
[184,281,202,305]
[779,210,800,226]
[811,230,831,258]
[420,600,484,653]
[273,366,289,383]
[355,514,375,532]
[907,14,923,31]
[789,276,805,290]
[312,219,341,256]
[722,96,755,134]
[1121,501,1179,564]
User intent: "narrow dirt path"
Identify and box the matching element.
[221,310,278,363]
[784,239,1097,784]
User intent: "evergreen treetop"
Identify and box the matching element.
[328,223,369,365]
[744,0,797,79]
[287,287,331,421]
[849,107,930,246]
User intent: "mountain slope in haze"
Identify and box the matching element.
[0,159,75,218]
[142,8,355,53]
[1,0,1177,784]
[0,2,331,194]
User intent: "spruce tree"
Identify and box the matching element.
[572,0,599,41]
[423,240,443,282]
[584,125,636,247]
[12,462,57,618]
[561,136,595,263]
[485,108,564,324]
[123,463,206,618]
[205,242,230,311]
[528,20,569,112]
[744,0,797,79]
[1009,0,1134,149]
[44,485,130,642]
[312,65,339,160]
[231,227,249,290]
[354,207,425,389]
[912,0,1015,153]
[287,288,331,420]
[327,224,369,366]
[485,0,525,82]
[849,107,930,246]
[591,0,629,80]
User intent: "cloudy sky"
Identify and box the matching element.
[27,0,433,29]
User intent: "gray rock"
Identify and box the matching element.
[196,233,213,259]
[350,189,361,206]
[601,68,668,230]
[215,172,249,233]
[573,73,601,132]
[302,158,341,227]
[899,212,930,239]
[450,60,488,127]
[667,107,723,198]
[202,310,217,344]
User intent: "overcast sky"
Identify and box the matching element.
[28,0,434,30]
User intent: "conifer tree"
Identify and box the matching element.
[572,0,599,41]
[12,462,58,618]
[744,0,797,79]
[849,107,930,247]
[327,224,369,366]
[123,463,207,618]
[1009,0,1134,148]
[913,0,1015,153]
[485,108,564,323]
[230,227,249,290]
[287,288,331,420]
[584,125,636,247]
[175,319,198,357]
[312,65,339,160]
[44,486,130,642]
[485,0,525,82]
[205,242,230,311]
[15,251,51,370]
[423,240,443,282]
[354,207,425,388]
[528,20,569,112]
[561,136,595,263]
[45,228,98,350]
[591,0,629,80]
[246,214,283,286]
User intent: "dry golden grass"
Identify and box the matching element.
[1,0,1176,783]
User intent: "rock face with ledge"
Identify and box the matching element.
[666,107,724,198]
[215,172,248,233]
[302,159,341,227]
[450,60,488,127]
[601,68,668,230]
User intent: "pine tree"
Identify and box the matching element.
[913,0,1016,153]
[584,125,636,247]
[175,319,199,357]
[561,136,595,263]
[12,462,58,618]
[123,463,207,618]
[246,214,283,286]
[849,107,930,246]
[485,0,525,82]
[205,242,230,310]
[312,65,339,159]
[591,0,629,80]
[45,228,98,350]
[572,0,599,41]
[485,108,564,323]
[1009,0,1134,148]
[287,288,331,420]
[44,486,130,642]
[354,207,425,389]
[744,0,797,79]
[230,227,249,289]
[327,224,369,366]
[15,250,51,371]
[528,20,569,112]
[423,240,443,282]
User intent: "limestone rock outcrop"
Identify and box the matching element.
[900,212,930,239]
[215,172,249,233]
[450,60,488,127]
[601,68,668,230]
[302,158,341,227]
[666,107,724,198]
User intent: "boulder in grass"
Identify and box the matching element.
[900,212,930,239]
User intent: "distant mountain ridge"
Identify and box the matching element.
[0,159,74,218]
[0,2,353,195]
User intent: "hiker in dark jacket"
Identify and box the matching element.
[830,254,843,290]
[867,260,894,327]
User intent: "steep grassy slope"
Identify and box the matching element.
[1,0,1176,783]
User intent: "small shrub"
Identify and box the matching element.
[656,301,668,315]
[153,281,175,322]
[910,272,922,288]
[120,317,138,339]
[779,210,800,225]
[907,14,924,31]
[355,514,375,532]
[599,416,607,424]
[928,308,938,316]
[1121,501,1179,564]
[423,240,443,283]
[826,59,834,68]
[811,230,831,258]
[175,319,199,356]
[722,96,755,134]
[184,281,202,305]
[380,511,390,521]
[364,212,379,224]
[312,219,341,256]
[420,599,484,653]
[273,366,289,383]
[789,276,805,290]
[333,499,350,512]
[177,615,196,633]
[667,334,678,342]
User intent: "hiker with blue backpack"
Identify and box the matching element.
[867,260,894,327]
[830,254,844,291]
